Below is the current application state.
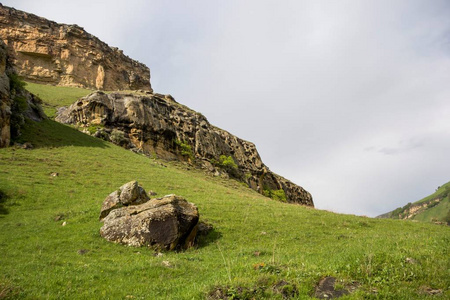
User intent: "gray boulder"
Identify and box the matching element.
[99,181,149,220]
[99,183,199,250]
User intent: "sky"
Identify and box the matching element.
[4,0,450,217]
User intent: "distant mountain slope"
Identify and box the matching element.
[377,182,450,224]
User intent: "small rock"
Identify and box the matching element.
[77,249,89,255]
[405,257,417,264]
[162,260,171,267]
[22,142,33,150]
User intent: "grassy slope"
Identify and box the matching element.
[25,82,93,118]
[412,183,450,223]
[380,182,450,223]
[0,84,449,299]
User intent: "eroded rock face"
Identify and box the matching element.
[100,182,199,250]
[0,39,44,148]
[57,92,314,206]
[0,4,152,91]
[0,39,11,147]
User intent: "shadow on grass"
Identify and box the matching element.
[196,227,222,249]
[17,119,108,149]
[0,190,9,216]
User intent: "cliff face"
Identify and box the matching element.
[56,92,314,206]
[0,4,152,91]
[0,39,11,147]
[0,38,45,148]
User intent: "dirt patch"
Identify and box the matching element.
[314,276,359,299]
[207,280,299,299]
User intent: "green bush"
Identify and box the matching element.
[9,73,27,92]
[174,139,193,160]
[263,187,287,202]
[10,96,28,141]
[219,155,237,171]
[212,155,238,177]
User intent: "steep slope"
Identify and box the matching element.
[0,105,449,299]
[377,181,450,224]
[55,90,313,206]
[0,4,151,91]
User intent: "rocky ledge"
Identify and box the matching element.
[56,91,314,206]
[0,4,152,91]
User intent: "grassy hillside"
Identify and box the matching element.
[0,84,449,299]
[379,182,450,224]
[24,82,93,118]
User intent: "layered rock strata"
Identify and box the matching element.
[0,4,152,91]
[57,92,314,206]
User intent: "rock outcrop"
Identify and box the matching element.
[100,181,199,250]
[0,39,11,147]
[0,4,152,91]
[0,38,44,148]
[56,91,314,206]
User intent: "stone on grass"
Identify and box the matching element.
[99,181,149,220]
[99,182,199,250]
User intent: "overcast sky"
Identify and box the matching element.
[5,0,450,216]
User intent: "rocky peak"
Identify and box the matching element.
[0,4,152,91]
[56,91,314,206]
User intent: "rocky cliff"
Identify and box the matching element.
[0,4,152,91]
[0,38,45,148]
[56,92,314,206]
[0,39,11,147]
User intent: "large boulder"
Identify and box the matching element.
[100,182,199,250]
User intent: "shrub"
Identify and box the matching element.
[10,96,28,141]
[9,73,27,92]
[174,139,193,160]
[212,155,238,177]
[263,187,287,202]
[219,155,237,171]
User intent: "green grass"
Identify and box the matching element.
[413,197,450,223]
[0,85,449,299]
[24,82,93,118]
